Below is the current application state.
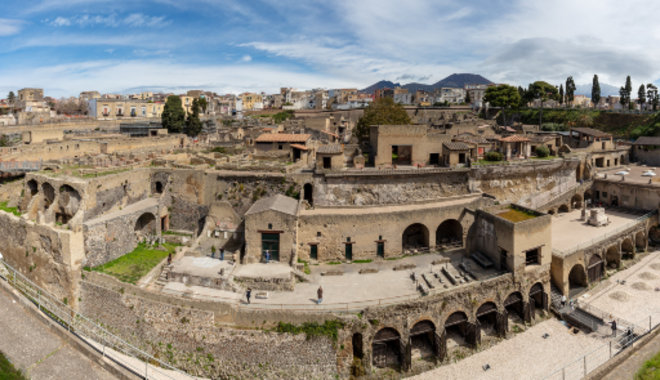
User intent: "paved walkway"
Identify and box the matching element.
[0,286,118,380]
[602,333,660,380]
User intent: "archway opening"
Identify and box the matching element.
[135,212,157,237]
[303,183,313,205]
[584,190,592,206]
[571,194,583,209]
[57,184,81,220]
[547,209,555,215]
[605,245,620,269]
[42,182,55,210]
[352,333,363,359]
[476,302,498,338]
[402,223,429,252]
[621,238,634,260]
[372,328,402,370]
[568,264,587,297]
[445,311,470,350]
[410,320,436,361]
[587,254,604,283]
[649,226,660,245]
[436,219,462,248]
[155,181,164,194]
[504,292,524,323]
[27,179,38,196]
[558,204,569,213]
[529,283,546,318]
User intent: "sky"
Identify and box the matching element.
[1,0,659,97]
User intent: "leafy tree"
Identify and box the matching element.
[485,151,502,161]
[625,75,633,110]
[527,81,558,126]
[162,95,185,133]
[354,97,411,142]
[559,84,564,105]
[592,75,601,107]
[535,145,550,158]
[647,83,659,111]
[483,84,521,108]
[7,91,15,105]
[184,98,202,137]
[638,84,646,109]
[565,76,576,104]
[198,97,208,113]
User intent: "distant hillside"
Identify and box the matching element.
[574,83,620,97]
[361,73,493,93]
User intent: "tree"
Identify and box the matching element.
[647,84,659,111]
[559,84,564,105]
[527,81,558,126]
[592,75,601,107]
[565,76,576,105]
[184,98,202,137]
[625,75,633,110]
[354,97,411,143]
[7,91,15,105]
[162,95,185,133]
[198,97,208,113]
[638,84,646,110]
[484,84,522,125]
[535,145,550,158]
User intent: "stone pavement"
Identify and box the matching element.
[602,333,660,380]
[0,285,119,380]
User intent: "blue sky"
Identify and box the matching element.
[1,0,659,97]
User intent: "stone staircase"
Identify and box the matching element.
[550,284,564,311]
[154,264,172,288]
[562,307,605,333]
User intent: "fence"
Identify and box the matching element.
[542,310,660,380]
[0,259,193,380]
[553,211,655,256]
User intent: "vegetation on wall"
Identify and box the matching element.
[92,242,180,284]
[354,97,411,143]
[273,320,345,342]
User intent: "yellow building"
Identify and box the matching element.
[241,92,263,111]
[90,99,164,120]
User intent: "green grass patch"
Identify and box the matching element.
[80,168,131,178]
[352,259,373,264]
[0,351,27,380]
[0,201,20,217]
[532,155,557,160]
[162,230,193,237]
[297,259,311,275]
[92,242,180,284]
[274,320,344,341]
[474,159,508,166]
[497,206,537,223]
[327,261,341,265]
[636,349,660,380]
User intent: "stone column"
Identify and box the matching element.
[496,312,508,337]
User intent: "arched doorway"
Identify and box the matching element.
[587,254,604,283]
[605,245,620,269]
[476,302,500,338]
[504,292,524,322]
[436,219,463,248]
[584,190,592,206]
[568,264,587,297]
[155,181,164,194]
[445,311,471,350]
[42,182,55,210]
[303,183,313,205]
[410,320,437,361]
[571,194,583,209]
[528,283,546,318]
[547,209,555,215]
[135,213,157,236]
[402,223,429,251]
[558,204,569,213]
[372,328,402,369]
[27,179,38,196]
[621,238,634,259]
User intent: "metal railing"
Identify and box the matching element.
[542,311,660,380]
[552,211,654,256]
[0,260,193,380]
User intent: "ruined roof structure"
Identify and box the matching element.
[571,127,612,138]
[633,136,660,145]
[245,194,299,216]
[499,134,530,142]
[254,133,311,143]
[317,144,343,154]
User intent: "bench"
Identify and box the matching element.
[471,251,494,269]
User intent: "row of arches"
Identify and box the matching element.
[402,220,463,251]
[547,193,585,215]
[359,282,547,372]
[25,179,82,224]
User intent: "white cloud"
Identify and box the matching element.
[0,19,24,36]
[45,13,168,28]
[50,17,71,27]
[240,55,252,62]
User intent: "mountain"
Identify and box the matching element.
[361,73,493,93]
[574,83,620,97]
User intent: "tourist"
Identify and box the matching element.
[220,248,224,261]
[246,288,252,304]
[611,320,617,337]
[317,286,323,304]
[265,250,270,263]
[167,253,172,266]
[561,295,566,307]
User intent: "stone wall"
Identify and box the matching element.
[79,278,338,379]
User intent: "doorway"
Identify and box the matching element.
[261,233,280,261]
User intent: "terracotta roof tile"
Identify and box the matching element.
[255,133,311,143]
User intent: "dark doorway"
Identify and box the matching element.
[310,244,318,260]
[377,241,385,258]
[568,264,587,297]
[323,156,331,169]
[529,283,546,314]
[410,320,437,361]
[353,333,364,360]
[476,302,499,337]
[445,311,471,350]
[293,148,301,161]
[261,233,280,261]
[436,219,463,248]
[402,223,429,251]
[303,183,313,205]
[345,240,353,261]
[504,292,524,322]
[155,181,163,194]
[429,153,439,165]
[372,328,402,369]
[458,153,466,164]
[392,145,412,165]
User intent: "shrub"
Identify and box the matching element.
[535,145,550,158]
[485,151,503,161]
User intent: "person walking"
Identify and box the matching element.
[561,295,566,308]
[265,250,270,263]
[167,253,172,266]
[611,319,617,337]
[317,286,323,304]
[220,248,224,261]
[246,288,252,304]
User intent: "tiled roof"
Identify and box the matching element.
[499,135,530,143]
[443,142,471,150]
[571,127,611,138]
[317,144,343,154]
[255,133,311,143]
[633,136,660,146]
[290,144,309,151]
[245,194,299,216]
